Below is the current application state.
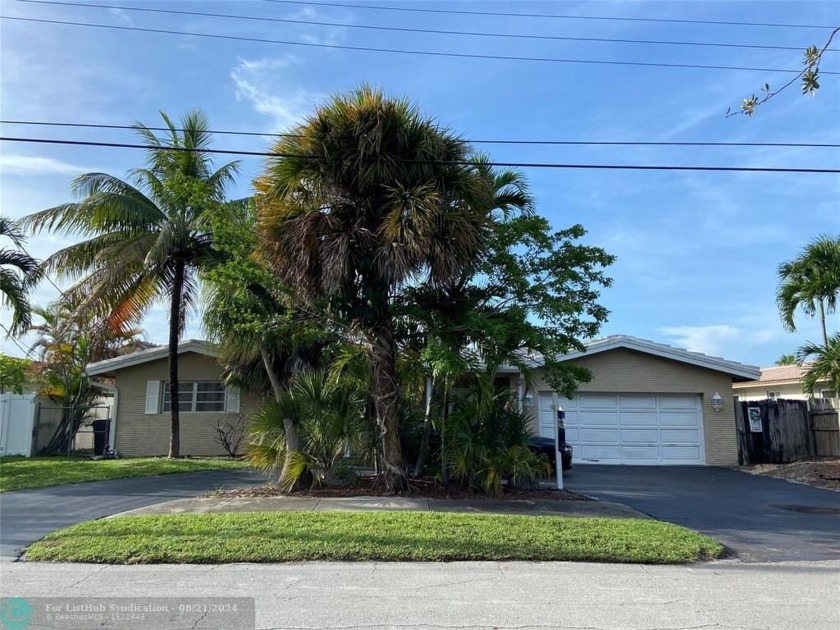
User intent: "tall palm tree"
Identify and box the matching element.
[797,333,840,398]
[21,111,239,457]
[257,87,495,491]
[0,216,37,335]
[777,235,840,346]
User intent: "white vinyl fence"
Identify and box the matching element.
[0,393,36,456]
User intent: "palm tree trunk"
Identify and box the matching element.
[820,300,828,346]
[167,259,185,458]
[259,343,304,492]
[369,319,407,492]
[413,376,434,476]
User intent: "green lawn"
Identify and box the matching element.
[25,511,724,564]
[0,456,250,492]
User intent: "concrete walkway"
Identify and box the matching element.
[114,495,644,519]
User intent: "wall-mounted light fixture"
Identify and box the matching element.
[711,392,723,412]
[523,390,534,408]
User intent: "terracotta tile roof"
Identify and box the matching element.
[736,363,813,386]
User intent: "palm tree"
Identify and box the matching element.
[256,87,495,491]
[0,216,37,335]
[21,111,239,457]
[797,334,840,398]
[777,235,840,346]
[776,354,797,366]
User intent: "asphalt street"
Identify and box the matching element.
[0,469,268,559]
[2,560,839,630]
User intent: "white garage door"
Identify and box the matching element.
[538,392,705,465]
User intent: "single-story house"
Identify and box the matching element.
[85,340,260,457]
[86,335,759,467]
[732,364,836,403]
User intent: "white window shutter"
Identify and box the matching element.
[225,386,241,414]
[145,381,160,415]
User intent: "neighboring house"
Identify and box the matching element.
[86,335,759,466]
[732,364,836,403]
[85,340,260,457]
[497,335,759,467]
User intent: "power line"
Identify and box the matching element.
[3,119,840,149]
[0,324,34,358]
[3,15,834,75]
[14,0,836,54]
[258,0,839,31]
[2,136,838,174]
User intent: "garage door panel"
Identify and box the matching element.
[620,428,659,443]
[578,395,618,409]
[619,411,658,427]
[578,445,620,462]
[579,428,620,443]
[658,396,699,410]
[618,396,657,409]
[577,411,620,426]
[660,411,700,427]
[621,446,660,461]
[560,393,704,465]
[660,428,700,443]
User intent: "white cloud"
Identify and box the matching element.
[108,8,132,25]
[230,57,326,130]
[288,7,349,47]
[660,325,741,356]
[659,323,782,357]
[0,155,92,176]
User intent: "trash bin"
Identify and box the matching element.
[91,419,111,456]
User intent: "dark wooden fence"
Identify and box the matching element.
[736,398,839,465]
[810,398,840,457]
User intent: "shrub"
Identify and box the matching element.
[245,369,370,488]
[446,376,550,497]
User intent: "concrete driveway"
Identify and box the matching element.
[566,464,840,562]
[0,469,267,559]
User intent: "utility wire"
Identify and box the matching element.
[2,119,839,149]
[258,0,839,30]
[14,0,836,54]
[3,15,834,75]
[0,324,35,358]
[2,136,838,173]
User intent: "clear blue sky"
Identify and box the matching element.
[1,0,838,366]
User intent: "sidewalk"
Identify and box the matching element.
[113,495,645,518]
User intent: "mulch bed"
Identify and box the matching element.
[747,459,840,491]
[211,476,591,501]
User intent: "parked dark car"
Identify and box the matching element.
[527,436,573,471]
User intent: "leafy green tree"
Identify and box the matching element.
[797,334,840,398]
[776,354,798,366]
[29,298,145,453]
[777,235,840,346]
[0,216,37,336]
[0,355,31,394]
[203,199,334,489]
[256,87,495,491]
[21,111,240,457]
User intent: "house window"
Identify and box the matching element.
[162,381,226,413]
[821,389,837,399]
[766,391,780,400]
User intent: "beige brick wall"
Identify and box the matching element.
[528,348,739,466]
[113,352,264,457]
